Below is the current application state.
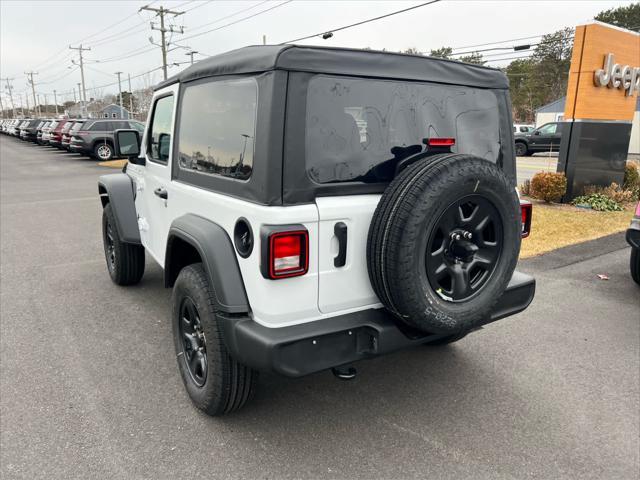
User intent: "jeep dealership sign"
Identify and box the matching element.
[594,53,640,97]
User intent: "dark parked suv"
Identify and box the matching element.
[514,122,563,156]
[19,119,41,141]
[70,119,144,160]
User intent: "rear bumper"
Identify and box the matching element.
[627,217,640,249]
[220,270,535,377]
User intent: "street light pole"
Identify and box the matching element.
[127,73,134,115]
[53,89,59,115]
[115,71,124,118]
[69,44,91,116]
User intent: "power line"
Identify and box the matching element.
[180,0,292,42]
[282,0,441,44]
[185,0,270,33]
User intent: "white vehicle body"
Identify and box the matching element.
[127,82,382,329]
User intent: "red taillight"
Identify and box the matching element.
[267,230,308,279]
[520,201,532,238]
[427,137,456,147]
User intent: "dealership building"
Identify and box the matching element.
[536,96,640,155]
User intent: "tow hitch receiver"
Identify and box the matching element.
[332,365,357,380]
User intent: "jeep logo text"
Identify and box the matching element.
[594,53,640,97]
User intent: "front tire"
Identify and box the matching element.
[515,142,529,157]
[102,204,145,285]
[172,264,257,416]
[631,248,640,286]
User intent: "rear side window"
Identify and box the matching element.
[70,122,84,133]
[148,95,174,163]
[129,121,145,132]
[89,122,109,131]
[177,78,257,180]
[305,75,501,184]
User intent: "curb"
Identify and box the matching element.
[519,232,628,272]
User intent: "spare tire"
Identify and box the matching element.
[367,153,521,334]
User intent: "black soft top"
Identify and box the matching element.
[155,44,509,90]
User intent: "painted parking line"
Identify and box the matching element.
[98,159,128,169]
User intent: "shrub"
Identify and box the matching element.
[529,172,567,203]
[600,182,635,204]
[571,193,623,212]
[623,163,640,201]
[623,163,639,191]
[519,179,531,196]
[582,181,638,204]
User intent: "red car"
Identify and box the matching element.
[627,201,640,285]
[49,119,72,148]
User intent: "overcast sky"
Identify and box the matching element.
[0,0,633,105]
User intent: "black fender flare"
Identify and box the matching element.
[165,214,249,314]
[97,173,141,244]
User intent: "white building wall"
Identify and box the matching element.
[629,110,639,155]
[535,112,561,127]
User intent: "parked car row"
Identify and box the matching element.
[1,117,145,160]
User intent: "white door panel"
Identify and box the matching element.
[316,195,383,313]
[136,85,179,266]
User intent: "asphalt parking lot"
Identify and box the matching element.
[1,137,638,480]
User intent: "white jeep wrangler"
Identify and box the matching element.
[98,45,535,416]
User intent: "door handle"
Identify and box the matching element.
[334,222,347,267]
[154,187,168,200]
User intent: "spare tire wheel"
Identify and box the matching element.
[367,153,521,335]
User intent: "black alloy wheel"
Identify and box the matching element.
[425,194,503,302]
[515,142,528,157]
[105,220,116,274]
[178,296,207,387]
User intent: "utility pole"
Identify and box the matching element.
[37,94,41,116]
[140,4,185,80]
[44,93,48,116]
[186,51,198,65]
[69,44,91,116]
[53,89,59,116]
[127,73,134,114]
[115,71,124,118]
[263,34,267,45]
[2,77,16,118]
[25,93,29,117]
[25,71,39,117]
[0,96,4,117]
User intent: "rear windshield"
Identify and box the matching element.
[305,75,501,184]
[61,121,73,132]
[49,121,58,129]
[70,122,84,133]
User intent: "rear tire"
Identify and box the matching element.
[172,264,257,416]
[94,142,113,161]
[102,204,145,286]
[631,248,640,286]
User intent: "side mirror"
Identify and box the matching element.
[114,129,144,165]
[533,131,541,136]
[158,133,171,161]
